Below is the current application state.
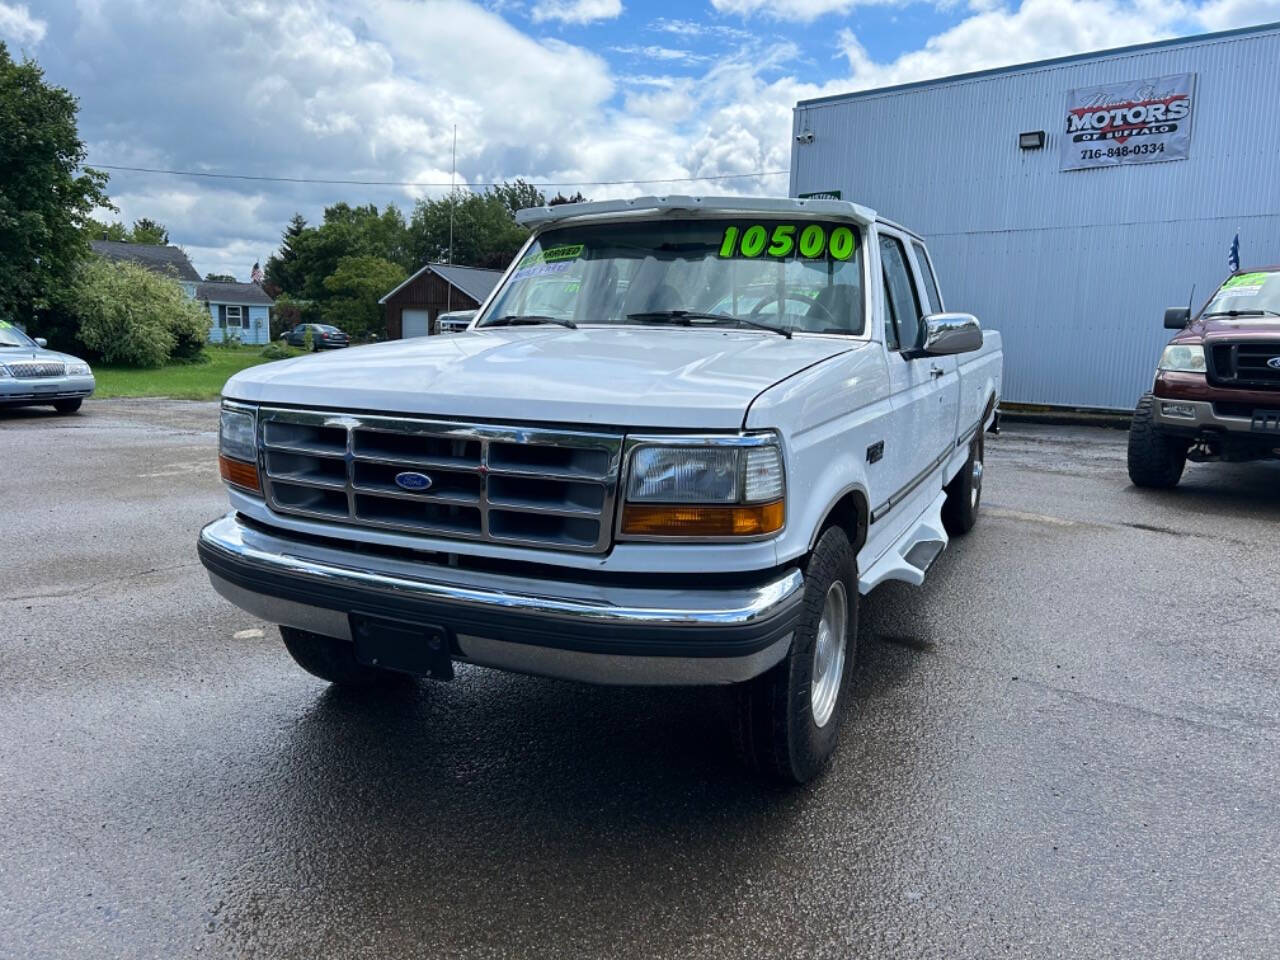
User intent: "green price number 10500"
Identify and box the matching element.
[718,223,857,261]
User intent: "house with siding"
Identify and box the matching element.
[89,240,273,344]
[379,263,503,338]
[199,282,274,345]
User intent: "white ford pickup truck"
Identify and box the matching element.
[198,196,1002,782]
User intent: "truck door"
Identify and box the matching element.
[877,231,959,525]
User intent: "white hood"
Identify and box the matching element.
[224,327,856,429]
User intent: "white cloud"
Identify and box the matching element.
[0,2,46,45]
[1194,0,1280,30]
[610,44,709,63]
[836,0,1190,90]
[709,0,886,21]
[530,0,623,24]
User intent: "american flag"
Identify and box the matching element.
[1228,234,1240,273]
[250,261,264,284]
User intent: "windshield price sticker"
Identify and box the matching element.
[718,223,857,261]
[520,244,584,268]
[511,261,572,282]
[1221,272,1268,297]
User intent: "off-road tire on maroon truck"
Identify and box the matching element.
[279,625,408,687]
[942,431,983,535]
[732,526,858,784]
[1127,393,1188,489]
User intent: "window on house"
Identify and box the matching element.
[226,306,243,328]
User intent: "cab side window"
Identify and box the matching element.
[879,235,923,352]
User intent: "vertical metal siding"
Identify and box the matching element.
[792,27,1280,409]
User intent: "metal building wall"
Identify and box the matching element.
[791,24,1280,410]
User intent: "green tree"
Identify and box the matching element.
[321,255,406,339]
[204,272,236,282]
[75,258,210,367]
[264,213,308,296]
[489,178,545,218]
[84,217,130,242]
[130,218,169,244]
[408,188,529,270]
[549,191,587,206]
[0,43,109,325]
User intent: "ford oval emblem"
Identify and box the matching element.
[394,471,433,492]
[1268,357,1280,370]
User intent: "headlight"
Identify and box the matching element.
[1158,344,1206,373]
[218,402,261,493]
[64,361,92,377]
[620,436,785,538]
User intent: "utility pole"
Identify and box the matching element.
[447,124,456,316]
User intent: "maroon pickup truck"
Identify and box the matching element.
[1128,267,1280,488]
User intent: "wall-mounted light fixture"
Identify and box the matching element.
[1018,130,1046,150]
[795,131,815,145]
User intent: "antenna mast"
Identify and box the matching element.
[447,124,456,316]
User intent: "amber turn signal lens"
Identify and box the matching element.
[620,500,784,537]
[218,454,261,493]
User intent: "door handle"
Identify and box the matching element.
[930,365,945,379]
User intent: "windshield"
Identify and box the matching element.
[479,218,867,335]
[1203,270,1280,316]
[0,320,36,349]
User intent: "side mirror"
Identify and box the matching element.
[1164,307,1191,329]
[34,337,48,348]
[909,313,983,358]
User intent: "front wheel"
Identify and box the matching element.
[279,625,408,687]
[732,526,858,784]
[1127,393,1187,489]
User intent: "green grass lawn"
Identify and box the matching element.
[92,345,305,401]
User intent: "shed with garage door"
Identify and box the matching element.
[379,263,504,339]
[790,22,1280,411]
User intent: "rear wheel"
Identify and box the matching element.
[732,526,858,784]
[1127,393,1187,489]
[942,430,983,535]
[53,398,82,414]
[279,625,408,687]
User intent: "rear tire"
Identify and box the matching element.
[1127,393,1187,489]
[942,430,983,536]
[732,526,858,784]
[279,625,407,687]
[53,398,82,414]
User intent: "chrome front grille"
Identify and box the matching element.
[257,407,623,553]
[6,361,65,379]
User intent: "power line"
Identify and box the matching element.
[87,163,790,189]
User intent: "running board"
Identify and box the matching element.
[858,490,950,592]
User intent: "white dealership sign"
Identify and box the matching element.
[1061,73,1196,171]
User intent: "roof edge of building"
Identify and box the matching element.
[796,20,1280,110]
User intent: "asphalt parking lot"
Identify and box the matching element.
[2,398,1278,959]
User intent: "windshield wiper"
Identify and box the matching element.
[1203,309,1280,319]
[485,314,577,329]
[627,310,792,339]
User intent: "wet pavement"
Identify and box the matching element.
[2,399,1278,959]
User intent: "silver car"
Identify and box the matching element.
[0,322,95,414]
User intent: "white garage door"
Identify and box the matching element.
[402,309,431,338]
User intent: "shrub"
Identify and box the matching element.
[259,341,292,360]
[75,258,211,367]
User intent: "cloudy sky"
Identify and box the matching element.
[4,0,1277,278]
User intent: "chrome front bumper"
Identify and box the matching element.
[197,513,803,685]
[0,375,94,404]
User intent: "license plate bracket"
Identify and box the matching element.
[350,613,454,680]
[1251,410,1280,433]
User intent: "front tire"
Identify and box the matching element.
[53,398,82,414]
[279,625,407,687]
[1127,393,1187,489]
[732,526,858,784]
[942,430,983,536]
